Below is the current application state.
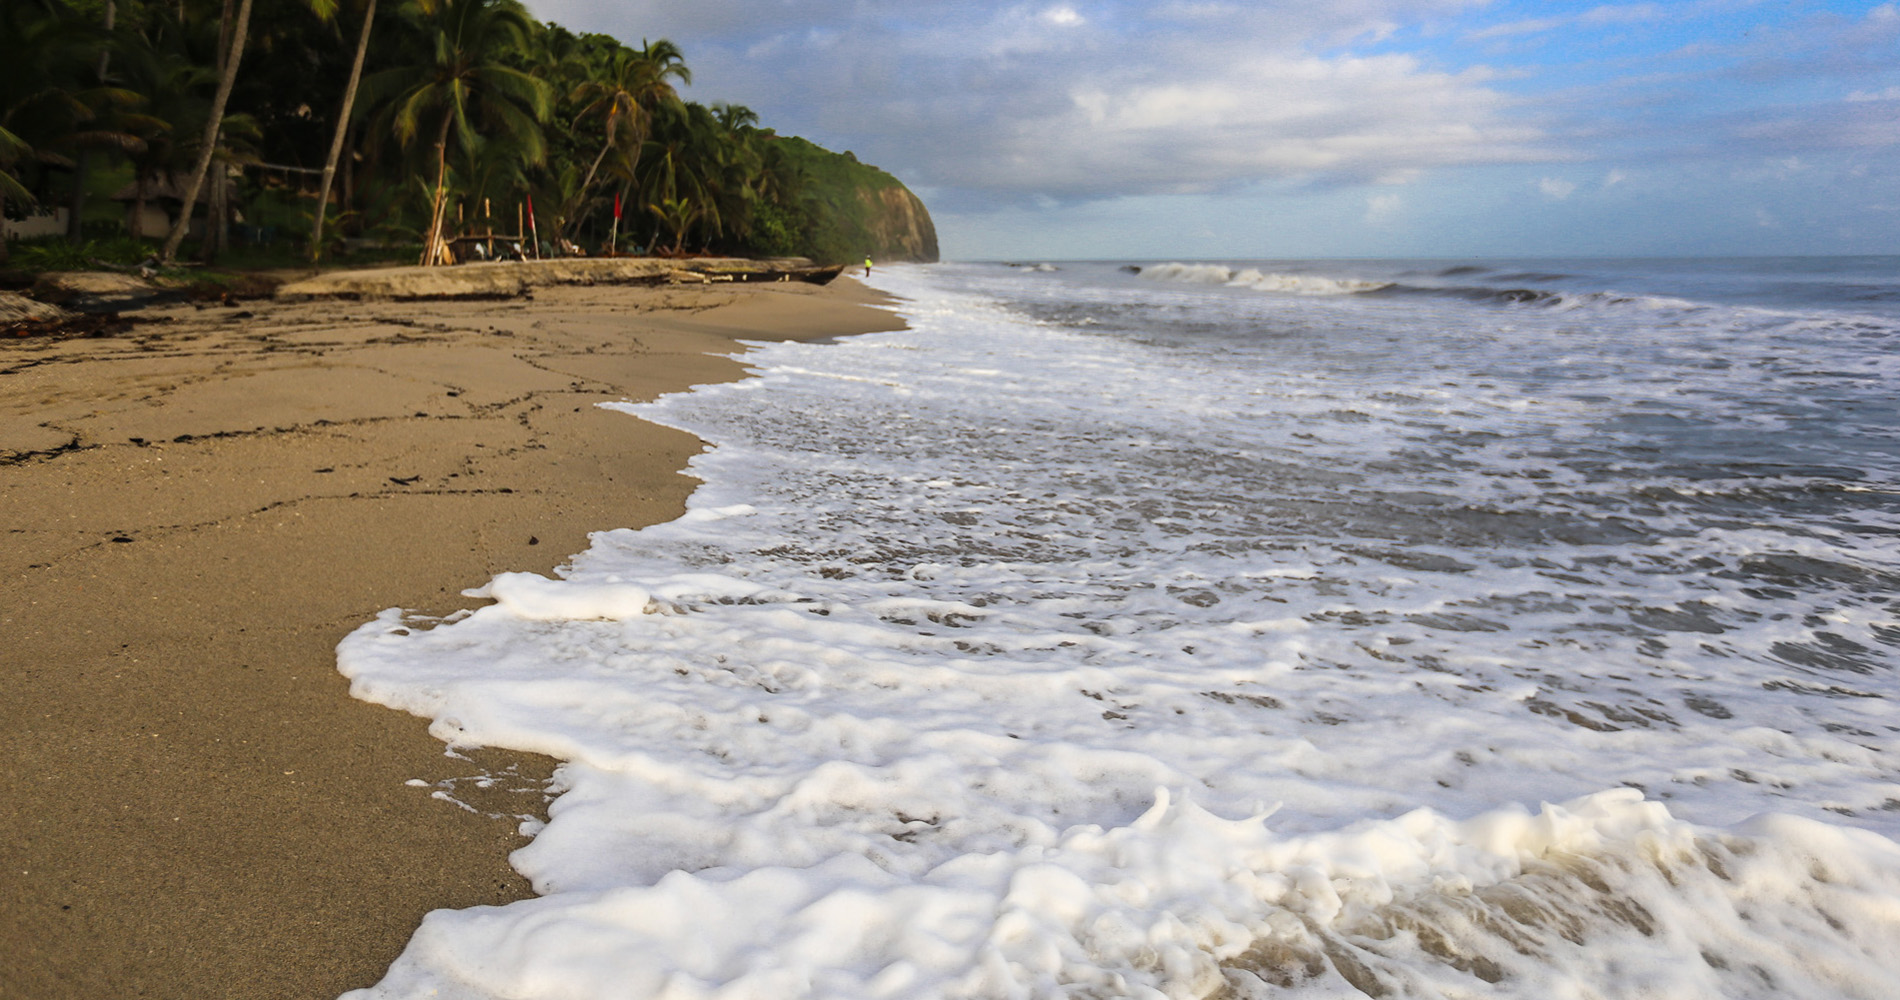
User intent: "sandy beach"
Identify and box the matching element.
[0,275,904,998]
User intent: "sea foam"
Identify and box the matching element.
[341,261,1900,999]
[347,785,1900,1000]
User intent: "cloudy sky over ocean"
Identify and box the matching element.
[525,1,1900,259]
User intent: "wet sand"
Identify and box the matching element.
[0,277,905,998]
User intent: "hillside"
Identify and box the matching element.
[771,138,940,265]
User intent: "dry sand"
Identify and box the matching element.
[0,276,905,998]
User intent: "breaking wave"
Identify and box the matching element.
[1140,262,1394,296]
[338,258,1900,1000]
[1137,261,1710,312]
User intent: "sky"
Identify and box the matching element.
[522,1,1900,260]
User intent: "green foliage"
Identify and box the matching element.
[745,200,802,258]
[765,136,934,264]
[1,0,936,271]
[358,0,551,162]
[0,125,34,205]
[11,234,158,270]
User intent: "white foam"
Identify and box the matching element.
[1141,262,1392,295]
[1141,262,1237,285]
[350,787,1900,999]
[340,262,1900,999]
[1227,268,1393,295]
[469,572,654,621]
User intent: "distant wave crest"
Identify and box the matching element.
[1141,263,1393,296]
[1140,262,1708,313]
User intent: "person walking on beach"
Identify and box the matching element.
[864,256,873,277]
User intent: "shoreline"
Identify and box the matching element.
[0,276,905,998]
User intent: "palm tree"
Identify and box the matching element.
[308,0,461,263]
[357,0,551,264]
[567,38,687,235]
[306,0,379,263]
[0,124,33,265]
[632,99,772,254]
[160,0,338,264]
[0,0,131,261]
[114,10,217,243]
[645,195,698,255]
[0,0,59,266]
[63,0,114,243]
[703,102,768,248]
[156,0,253,262]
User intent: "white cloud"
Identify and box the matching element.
[525,0,1546,204]
[1153,2,1241,20]
[1041,5,1085,27]
[518,0,1900,259]
[1580,3,1664,28]
[1467,3,1662,42]
[1538,177,1577,199]
[931,51,1553,198]
[1467,16,1566,40]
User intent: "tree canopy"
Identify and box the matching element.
[1,0,934,266]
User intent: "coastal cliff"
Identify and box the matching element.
[858,185,940,265]
[771,137,940,264]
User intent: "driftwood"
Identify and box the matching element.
[4,309,141,339]
[690,264,844,285]
[0,290,74,326]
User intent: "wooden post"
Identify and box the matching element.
[607,188,622,257]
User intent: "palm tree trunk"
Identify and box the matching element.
[576,139,611,211]
[567,116,628,242]
[159,0,253,264]
[309,0,376,265]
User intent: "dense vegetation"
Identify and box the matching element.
[1,0,934,269]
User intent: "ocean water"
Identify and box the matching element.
[341,258,1900,999]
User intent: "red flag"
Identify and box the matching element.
[614,191,623,220]
[526,192,535,216]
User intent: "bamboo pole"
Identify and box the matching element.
[421,135,448,266]
[527,194,540,259]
